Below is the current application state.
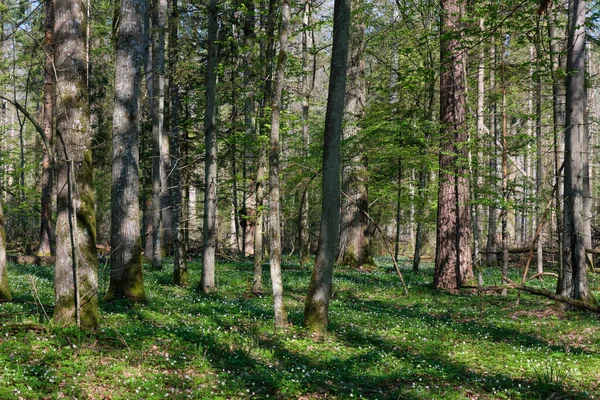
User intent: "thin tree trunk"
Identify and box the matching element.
[298,0,312,267]
[38,0,54,257]
[485,43,498,266]
[534,23,544,276]
[105,0,147,303]
[151,0,167,270]
[200,0,219,293]
[433,0,473,289]
[53,0,98,330]
[500,53,509,295]
[268,0,290,328]
[0,198,10,300]
[548,6,564,277]
[253,0,277,293]
[303,0,350,332]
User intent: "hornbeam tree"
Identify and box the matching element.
[0,200,10,300]
[433,0,473,289]
[304,0,350,332]
[53,0,99,329]
[200,0,219,293]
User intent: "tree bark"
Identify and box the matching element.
[337,0,372,268]
[0,199,10,300]
[200,0,219,293]
[485,43,498,266]
[38,0,54,257]
[433,0,473,290]
[104,0,147,303]
[298,0,312,267]
[558,0,596,307]
[268,0,290,328]
[303,0,350,332]
[253,0,277,294]
[169,0,187,286]
[53,0,99,330]
[151,0,168,270]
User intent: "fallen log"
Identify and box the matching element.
[464,281,600,313]
[7,255,55,266]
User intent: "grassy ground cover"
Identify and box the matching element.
[1,257,599,399]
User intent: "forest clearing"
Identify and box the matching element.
[1,258,600,399]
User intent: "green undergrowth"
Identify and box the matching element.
[1,257,600,399]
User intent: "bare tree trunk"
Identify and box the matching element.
[38,0,54,257]
[485,43,498,266]
[531,21,544,276]
[169,0,187,286]
[151,0,167,270]
[433,0,473,289]
[105,0,147,303]
[303,0,350,332]
[337,0,371,268]
[253,0,276,293]
[500,55,509,295]
[548,6,564,277]
[53,0,98,329]
[268,0,290,328]
[200,0,219,293]
[298,0,312,267]
[558,0,596,307]
[0,199,10,300]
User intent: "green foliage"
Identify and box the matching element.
[1,259,600,399]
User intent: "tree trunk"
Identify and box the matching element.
[298,0,312,267]
[548,6,564,277]
[0,199,10,300]
[151,0,168,270]
[433,0,473,290]
[200,0,219,293]
[268,0,290,328]
[169,0,187,286]
[253,0,277,293]
[303,0,350,332]
[558,0,596,307]
[53,0,99,330]
[485,43,498,266]
[337,0,371,268]
[38,0,54,257]
[104,0,147,303]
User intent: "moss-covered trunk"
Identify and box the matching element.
[53,0,99,330]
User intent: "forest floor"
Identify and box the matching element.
[1,256,600,399]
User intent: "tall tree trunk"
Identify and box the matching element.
[558,0,596,306]
[485,43,498,266]
[151,0,167,269]
[53,0,99,329]
[38,0,54,257]
[268,0,290,328]
[303,0,350,332]
[337,0,371,268]
[500,54,509,295]
[200,0,219,293]
[433,0,473,289]
[253,0,276,294]
[105,0,147,303]
[548,6,564,277]
[169,0,187,286]
[0,199,10,300]
[298,0,312,267]
[534,22,544,276]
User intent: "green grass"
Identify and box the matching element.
[1,257,600,399]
